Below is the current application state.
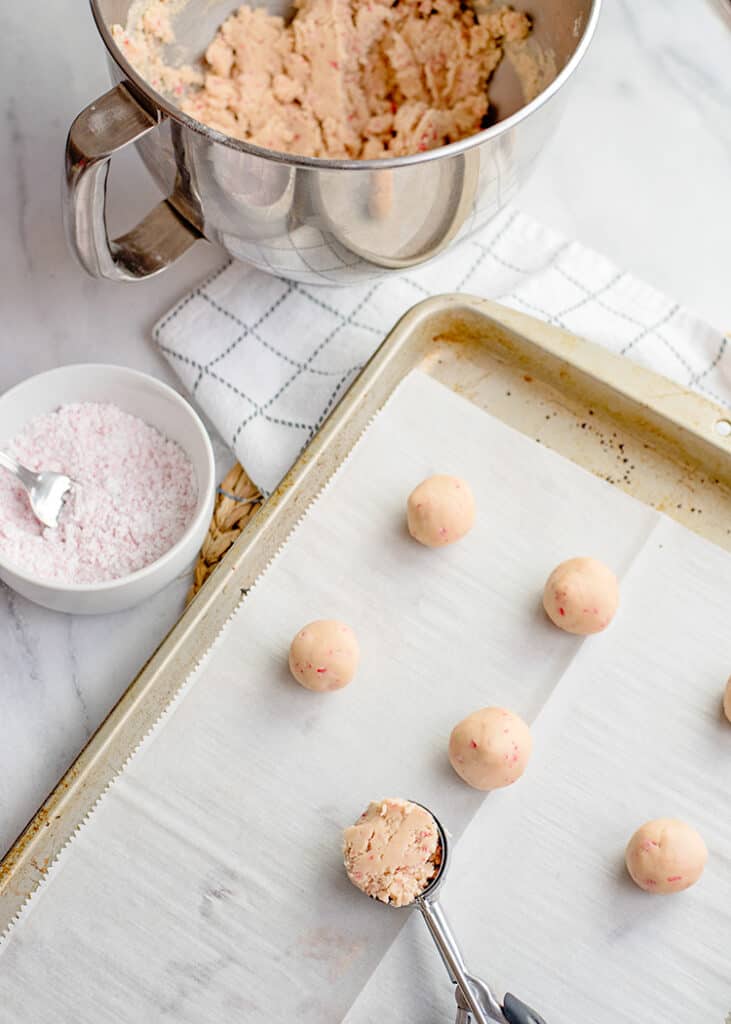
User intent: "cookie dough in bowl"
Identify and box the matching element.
[343,798,441,906]
[288,619,359,691]
[113,0,532,160]
[625,818,708,894]
[543,557,619,635]
[449,706,532,790]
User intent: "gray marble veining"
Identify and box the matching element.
[0,0,729,858]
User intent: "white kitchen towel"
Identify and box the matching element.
[154,207,730,494]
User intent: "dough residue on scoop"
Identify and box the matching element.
[113,0,531,159]
[343,798,441,905]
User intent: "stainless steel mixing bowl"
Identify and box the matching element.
[65,0,601,284]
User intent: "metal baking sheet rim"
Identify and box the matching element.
[1,293,729,934]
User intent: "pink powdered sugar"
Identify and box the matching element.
[0,403,198,584]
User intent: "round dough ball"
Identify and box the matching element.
[724,676,731,724]
[449,707,533,790]
[407,475,475,548]
[288,620,359,692]
[625,818,707,894]
[543,557,619,635]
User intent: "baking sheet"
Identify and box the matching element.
[345,516,731,1023]
[0,371,728,1021]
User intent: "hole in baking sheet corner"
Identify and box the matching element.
[714,419,731,437]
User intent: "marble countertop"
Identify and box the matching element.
[1,0,730,858]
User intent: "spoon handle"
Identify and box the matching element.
[0,450,35,489]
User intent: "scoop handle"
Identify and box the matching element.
[417,896,467,983]
[417,898,498,1024]
[503,992,548,1024]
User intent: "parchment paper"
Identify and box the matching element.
[0,372,728,1023]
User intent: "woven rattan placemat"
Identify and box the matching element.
[188,464,261,602]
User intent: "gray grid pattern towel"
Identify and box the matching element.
[155,208,730,494]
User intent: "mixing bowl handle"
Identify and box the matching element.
[63,83,200,281]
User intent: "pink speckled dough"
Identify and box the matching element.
[343,798,440,906]
[116,2,531,160]
[407,475,475,548]
[448,707,532,790]
[288,619,359,692]
[724,676,731,724]
[625,818,707,894]
[543,557,619,635]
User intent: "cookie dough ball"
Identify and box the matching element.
[288,619,359,692]
[343,798,441,906]
[407,475,475,548]
[449,707,533,790]
[625,818,707,894]
[724,676,731,724]
[543,557,619,635]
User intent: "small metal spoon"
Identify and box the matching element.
[0,451,73,529]
[411,805,548,1024]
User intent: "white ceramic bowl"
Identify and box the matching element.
[0,364,215,614]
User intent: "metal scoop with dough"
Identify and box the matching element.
[402,805,548,1024]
